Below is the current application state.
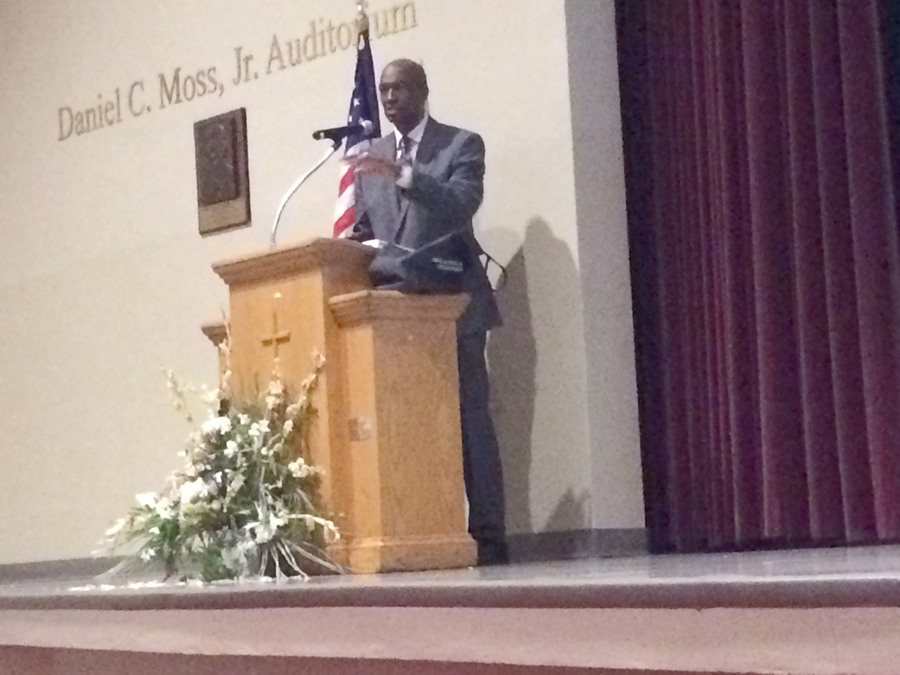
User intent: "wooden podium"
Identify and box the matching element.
[206,238,477,573]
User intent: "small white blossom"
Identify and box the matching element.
[239,414,251,425]
[224,440,238,458]
[266,381,285,410]
[201,416,232,436]
[140,548,156,562]
[253,521,274,543]
[288,458,315,479]
[179,478,210,504]
[136,493,158,509]
[269,513,287,531]
[154,497,175,519]
[282,420,294,436]
[227,473,246,498]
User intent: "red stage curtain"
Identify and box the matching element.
[617,0,900,552]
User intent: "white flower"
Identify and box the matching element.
[154,497,175,519]
[148,526,160,535]
[179,478,209,504]
[227,473,246,498]
[224,440,239,458]
[140,548,156,562]
[201,416,232,437]
[269,513,287,531]
[248,423,260,438]
[288,458,319,479]
[266,381,285,410]
[282,420,294,436]
[136,493,158,509]
[253,521,274,543]
[239,414,251,425]
[258,419,270,434]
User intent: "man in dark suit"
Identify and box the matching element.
[351,59,508,565]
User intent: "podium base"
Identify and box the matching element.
[331,534,477,574]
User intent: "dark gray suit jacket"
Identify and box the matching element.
[353,117,501,334]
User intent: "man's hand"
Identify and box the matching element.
[349,153,402,179]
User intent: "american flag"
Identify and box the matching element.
[333,23,380,238]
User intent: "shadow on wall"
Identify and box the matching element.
[545,488,589,534]
[487,217,589,536]
[487,240,535,535]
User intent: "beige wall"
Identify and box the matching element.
[0,0,642,563]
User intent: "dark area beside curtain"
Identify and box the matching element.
[884,0,900,229]
[615,0,666,552]
[616,0,900,554]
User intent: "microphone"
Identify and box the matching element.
[312,119,374,142]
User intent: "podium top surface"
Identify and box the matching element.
[213,237,375,286]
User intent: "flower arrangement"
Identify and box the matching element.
[104,351,341,583]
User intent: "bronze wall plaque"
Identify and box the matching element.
[194,108,250,235]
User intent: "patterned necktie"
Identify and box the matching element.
[398,135,413,166]
[396,136,413,215]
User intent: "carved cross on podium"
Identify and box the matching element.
[261,292,291,361]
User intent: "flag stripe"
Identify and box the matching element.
[334,207,356,238]
[333,24,380,238]
[338,166,355,196]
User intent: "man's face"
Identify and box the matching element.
[379,64,426,134]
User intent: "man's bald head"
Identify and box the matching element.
[383,59,429,98]
[379,59,429,134]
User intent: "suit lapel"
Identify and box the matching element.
[415,118,440,167]
[396,119,440,238]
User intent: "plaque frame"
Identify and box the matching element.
[194,108,251,236]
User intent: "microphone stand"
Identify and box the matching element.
[270,140,340,247]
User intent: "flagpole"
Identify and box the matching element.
[269,1,373,247]
[357,1,369,32]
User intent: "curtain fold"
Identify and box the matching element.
[618,0,900,552]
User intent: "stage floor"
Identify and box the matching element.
[3,544,900,611]
[6,546,900,674]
